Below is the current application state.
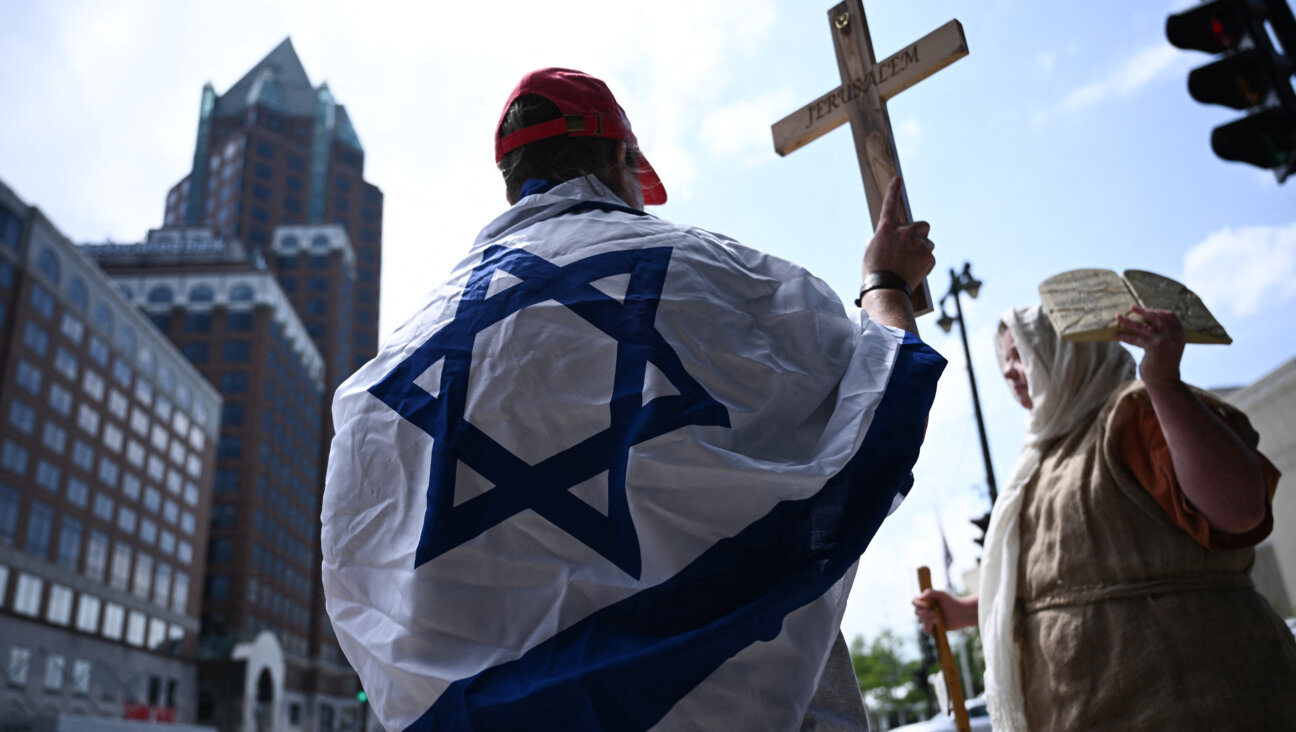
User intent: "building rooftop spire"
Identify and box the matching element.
[213,36,316,118]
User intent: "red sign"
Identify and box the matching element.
[121,704,179,723]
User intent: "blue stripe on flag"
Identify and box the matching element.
[407,337,946,732]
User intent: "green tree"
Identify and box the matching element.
[848,631,929,721]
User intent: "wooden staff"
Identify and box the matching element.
[918,566,970,732]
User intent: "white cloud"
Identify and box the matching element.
[1060,43,1182,112]
[1180,222,1296,317]
[699,90,798,164]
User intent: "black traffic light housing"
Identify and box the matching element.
[1167,0,1296,181]
[970,511,991,549]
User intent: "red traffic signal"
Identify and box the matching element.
[1167,0,1251,53]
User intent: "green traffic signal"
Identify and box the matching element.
[357,690,368,704]
[1212,106,1296,167]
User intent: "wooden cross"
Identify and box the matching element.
[772,1,969,315]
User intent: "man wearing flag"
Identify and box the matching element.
[322,68,945,731]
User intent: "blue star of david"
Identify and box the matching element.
[368,244,731,579]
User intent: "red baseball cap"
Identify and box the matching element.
[495,68,667,206]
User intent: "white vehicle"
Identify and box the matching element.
[888,697,992,731]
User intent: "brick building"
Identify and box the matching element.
[0,178,222,726]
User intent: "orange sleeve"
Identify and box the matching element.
[1119,397,1279,551]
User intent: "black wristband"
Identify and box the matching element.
[854,271,911,307]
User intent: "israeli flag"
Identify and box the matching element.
[322,179,944,731]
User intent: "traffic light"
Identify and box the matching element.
[1166,0,1296,181]
[356,689,368,704]
[970,511,991,549]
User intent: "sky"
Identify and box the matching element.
[3,0,1294,656]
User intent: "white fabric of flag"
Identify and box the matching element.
[322,179,945,731]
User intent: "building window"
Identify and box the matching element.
[8,646,32,687]
[71,660,92,695]
[42,654,65,691]
[88,335,110,366]
[221,402,244,426]
[147,286,174,304]
[217,436,242,459]
[54,346,78,381]
[85,530,108,581]
[37,248,61,283]
[181,342,209,363]
[102,602,125,640]
[83,369,106,401]
[93,304,113,336]
[112,358,133,388]
[102,423,123,453]
[147,617,166,650]
[209,538,233,563]
[134,379,154,406]
[147,455,165,481]
[46,585,73,626]
[97,456,119,487]
[61,312,85,343]
[67,477,89,508]
[153,563,172,607]
[110,543,131,590]
[117,506,137,535]
[77,403,101,436]
[35,460,60,492]
[132,553,152,599]
[50,383,73,416]
[184,313,211,333]
[219,371,248,394]
[66,277,88,310]
[144,487,162,513]
[139,518,157,545]
[172,572,189,613]
[14,573,43,617]
[131,408,151,437]
[0,483,20,545]
[76,594,101,634]
[117,326,136,355]
[107,389,128,418]
[125,440,145,468]
[214,470,238,493]
[7,400,35,435]
[72,440,94,471]
[152,424,169,451]
[94,493,114,522]
[222,341,250,362]
[15,359,42,395]
[163,499,179,525]
[1,440,29,476]
[308,276,328,292]
[205,574,229,601]
[24,501,53,558]
[22,321,49,356]
[230,285,254,303]
[56,516,81,569]
[225,311,253,331]
[29,283,56,319]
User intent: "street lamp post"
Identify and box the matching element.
[936,262,998,506]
